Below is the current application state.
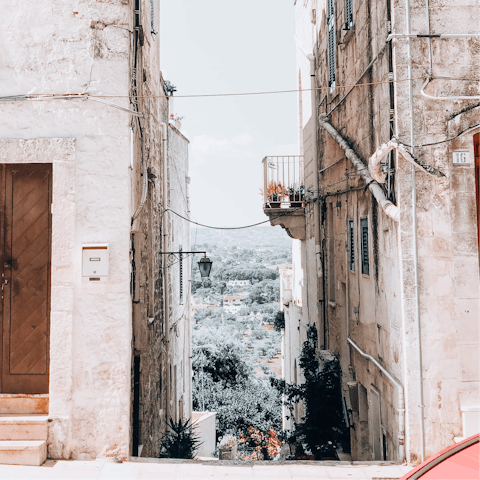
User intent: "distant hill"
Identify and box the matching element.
[191,225,292,249]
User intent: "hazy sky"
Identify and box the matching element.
[160,0,298,227]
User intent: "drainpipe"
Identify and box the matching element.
[318,114,400,222]
[405,0,426,462]
[160,120,170,423]
[347,338,405,463]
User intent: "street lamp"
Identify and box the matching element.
[160,251,213,278]
[197,255,213,278]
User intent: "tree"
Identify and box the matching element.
[192,328,281,440]
[271,324,345,459]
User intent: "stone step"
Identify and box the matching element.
[0,394,48,415]
[0,415,48,440]
[0,440,46,466]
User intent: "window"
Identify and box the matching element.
[327,0,336,90]
[179,244,183,304]
[345,0,354,30]
[360,218,369,275]
[150,0,157,35]
[349,220,355,271]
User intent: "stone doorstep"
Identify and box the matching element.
[0,440,47,466]
[0,415,48,441]
[0,394,49,415]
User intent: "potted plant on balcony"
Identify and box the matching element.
[260,181,287,208]
[288,185,305,207]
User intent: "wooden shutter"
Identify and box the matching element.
[360,218,369,275]
[328,0,336,88]
[349,220,355,271]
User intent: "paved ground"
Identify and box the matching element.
[0,459,412,480]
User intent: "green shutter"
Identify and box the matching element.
[360,218,369,275]
[328,0,336,88]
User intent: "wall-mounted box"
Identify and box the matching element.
[82,244,109,282]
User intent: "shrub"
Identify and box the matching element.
[159,417,202,459]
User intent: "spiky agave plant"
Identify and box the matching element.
[159,417,203,459]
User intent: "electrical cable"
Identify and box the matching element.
[395,123,479,148]
[159,204,305,230]
[2,76,464,104]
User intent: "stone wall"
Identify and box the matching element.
[0,0,190,460]
[295,0,479,464]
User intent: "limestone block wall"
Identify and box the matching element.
[295,0,479,464]
[392,0,479,461]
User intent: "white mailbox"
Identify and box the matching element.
[82,244,109,282]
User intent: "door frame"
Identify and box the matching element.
[0,138,76,409]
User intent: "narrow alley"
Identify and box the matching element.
[0,0,478,476]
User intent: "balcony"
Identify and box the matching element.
[261,156,306,240]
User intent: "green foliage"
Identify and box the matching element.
[192,328,281,440]
[244,280,279,305]
[271,324,344,459]
[159,417,202,459]
[193,375,281,439]
[273,311,285,332]
[193,332,253,387]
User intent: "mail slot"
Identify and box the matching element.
[82,244,109,282]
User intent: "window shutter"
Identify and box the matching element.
[345,0,353,29]
[327,0,336,88]
[360,218,369,275]
[328,0,335,19]
[179,245,183,303]
[349,220,355,271]
[150,0,156,34]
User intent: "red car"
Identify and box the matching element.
[400,434,479,480]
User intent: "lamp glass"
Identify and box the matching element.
[198,257,212,278]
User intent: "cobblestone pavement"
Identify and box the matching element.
[0,459,412,480]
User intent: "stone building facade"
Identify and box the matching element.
[0,0,191,464]
[267,0,479,465]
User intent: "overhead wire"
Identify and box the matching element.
[395,123,479,148]
[4,76,478,104]
[159,204,306,230]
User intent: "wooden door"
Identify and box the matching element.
[474,133,479,267]
[0,164,52,393]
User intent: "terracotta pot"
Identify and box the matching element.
[219,445,237,460]
[289,194,303,207]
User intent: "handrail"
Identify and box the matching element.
[347,337,405,462]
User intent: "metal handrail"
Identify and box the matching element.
[262,155,304,208]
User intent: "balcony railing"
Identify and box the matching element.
[262,156,304,208]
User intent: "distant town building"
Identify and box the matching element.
[222,295,245,313]
[227,279,250,287]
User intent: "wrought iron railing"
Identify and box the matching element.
[262,156,304,208]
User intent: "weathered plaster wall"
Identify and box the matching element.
[0,0,173,460]
[167,124,192,423]
[295,0,479,464]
